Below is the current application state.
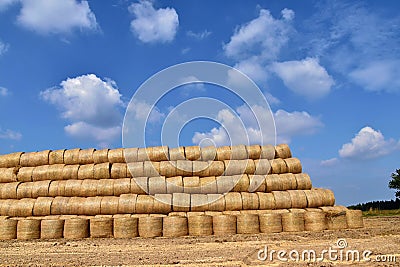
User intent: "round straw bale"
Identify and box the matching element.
[270,159,288,174]
[184,146,200,161]
[294,173,312,190]
[127,162,144,177]
[153,194,172,214]
[63,149,81,165]
[66,197,85,215]
[94,163,110,179]
[135,195,154,214]
[216,146,231,161]
[97,179,114,196]
[51,197,70,215]
[224,160,255,176]
[65,180,83,197]
[259,213,282,233]
[230,145,247,160]
[31,180,51,198]
[183,176,200,194]
[272,191,292,209]
[53,180,67,197]
[208,161,224,176]
[246,145,261,160]
[90,217,113,238]
[192,161,210,177]
[188,215,212,236]
[17,167,34,182]
[40,219,64,239]
[346,209,363,229]
[320,206,347,230]
[0,199,15,215]
[33,197,53,216]
[200,146,217,161]
[257,192,275,210]
[47,164,65,181]
[114,178,131,196]
[248,175,266,192]
[1,182,20,199]
[280,173,297,191]
[81,179,98,197]
[78,148,95,165]
[288,190,308,209]
[108,148,124,163]
[163,216,188,237]
[78,164,95,180]
[304,190,323,208]
[159,161,177,178]
[111,163,127,179]
[304,211,327,231]
[26,150,51,167]
[100,196,119,215]
[82,197,102,216]
[274,144,292,159]
[254,159,271,175]
[232,174,249,192]
[172,193,190,212]
[282,212,304,232]
[224,192,242,211]
[3,199,17,216]
[117,194,137,214]
[0,218,17,240]
[144,161,160,177]
[113,216,138,238]
[264,174,281,192]
[17,219,40,240]
[190,194,208,212]
[93,149,109,164]
[123,148,138,163]
[216,175,234,194]
[260,145,275,160]
[317,188,335,206]
[200,176,217,194]
[176,160,192,177]
[236,214,259,234]
[169,147,186,161]
[64,217,89,239]
[207,194,225,211]
[166,176,183,194]
[16,182,33,199]
[135,147,149,161]
[138,216,162,238]
[32,165,49,181]
[49,150,65,165]
[0,152,23,168]
[213,215,236,235]
[131,177,148,194]
[0,167,18,183]
[284,158,302,174]
[62,165,79,180]
[241,192,259,210]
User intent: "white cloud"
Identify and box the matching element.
[187,30,211,40]
[339,126,400,160]
[349,60,400,92]
[320,157,339,166]
[0,87,9,96]
[0,41,8,55]
[64,122,120,143]
[41,74,124,144]
[126,100,165,124]
[129,0,179,43]
[0,128,22,140]
[271,58,334,99]
[14,0,98,34]
[233,58,269,84]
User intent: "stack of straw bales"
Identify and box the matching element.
[0,144,363,239]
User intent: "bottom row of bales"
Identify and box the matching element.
[0,207,363,240]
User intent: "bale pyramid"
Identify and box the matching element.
[0,144,363,240]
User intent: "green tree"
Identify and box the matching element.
[389,169,400,199]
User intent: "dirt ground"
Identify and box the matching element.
[0,216,398,266]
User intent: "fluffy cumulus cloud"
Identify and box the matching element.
[129,0,179,43]
[41,74,124,145]
[0,128,22,140]
[2,0,98,34]
[339,126,400,160]
[271,58,335,100]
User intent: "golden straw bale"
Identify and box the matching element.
[346,209,364,229]
[50,197,70,215]
[278,173,297,191]
[108,148,125,163]
[13,198,36,217]
[64,218,89,239]
[138,216,162,238]
[82,197,102,216]
[135,147,149,161]
[66,197,85,215]
[127,162,144,177]
[304,190,323,208]
[248,175,266,192]
[200,176,217,194]
[153,194,172,214]
[288,190,308,209]
[49,150,65,165]
[33,197,53,216]
[317,188,335,206]
[260,145,275,160]
[78,148,95,165]
[0,152,23,168]
[17,167,34,182]
[17,219,40,240]
[113,216,138,238]
[100,196,119,215]
[63,149,81,165]
[272,191,292,209]
[111,163,127,179]
[241,192,259,210]
[163,216,188,237]
[304,211,327,232]
[1,182,20,199]
[0,200,13,215]
[254,159,271,175]
[136,195,154,214]
[200,146,217,161]
[21,150,50,167]
[282,211,305,232]
[0,167,18,183]
[117,194,137,214]
[237,214,260,234]
[93,149,109,164]
[190,194,208,212]
[208,161,224,176]
[97,179,114,196]
[230,145,247,160]
[184,146,201,161]
[274,144,292,159]
[216,146,231,161]
[168,212,186,217]
[259,213,282,233]
[320,206,348,230]
[47,164,65,181]
[284,158,302,174]
[159,161,177,177]
[144,161,160,177]
[188,215,213,236]
[169,147,185,161]
[90,217,113,238]
[114,178,131,196]
[294,173,312,190]
[81,179,98,197]
[187,212,205,217]
[62,165,79,180]
[124,148,138,163]
[65,180,83,197]
[223,192,241,211]
[224,159,255,176]
[213,215,236,235]
[94,163,110,179]
[172,193,190,212]
[176,160,192,177]
[246,145,261,160]
[216,175,234,194]
[31,180,51,198]
[32,165,49,181]
[41,219,64,239]
[257,192,275,210]
[270,158,288,174]
[16,182,33,199]
[166,176,183,194]
[131,177,148,194]
[150,146,169,161]
[0,218,17,240]
[265,174,281,192]
[192,161,210,177]
[183,176,200,194]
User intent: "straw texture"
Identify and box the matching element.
[260,145,275,160]
[166,176,183,194]
[230,145,247,160]
[282,212,305,232]
[272,191,292,209]
[0,152,22,168]
[64,218,89,239]
[153,194,172,214]
[113,217,138,238]
[33,197,53,216]
[17,219,41,240]
[93,149,109,164]
[236,214,259,234]
[117,194,137,214]
[100,196,119,215]
[274,144,292,159]
[136,195,154,214]
[138,216,162,238]
[16,167,34,182]
[172,193,190,212]
[64,149,81,165]
[257,192,275,210]
[304,211,327,231]
[207,194,225,211]
[185,146,201,161]
[246,145,261,160]
[1,182,20,199]
[169,147,185,161]
[212,215,236,235]
[0,167,18,183]
[108,148,124,163]
[259,213,282,233]
[188,215,213,236]
[90,217,113,238]
[284,158,302,174]
[163,216,188,237]
[270,159,288,174]
[0,218,17,240]
[41,219,64,239]
[346,209,364,229]
[148,176,167,194]
[241,192,259,210]
[224,192,242,211]
[79,148,95,165]
[200,146,217,161]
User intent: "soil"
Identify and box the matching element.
[0,216,399,266]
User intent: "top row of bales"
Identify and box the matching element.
[0,144,292,168]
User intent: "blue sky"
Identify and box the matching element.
[0,0,400,205]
